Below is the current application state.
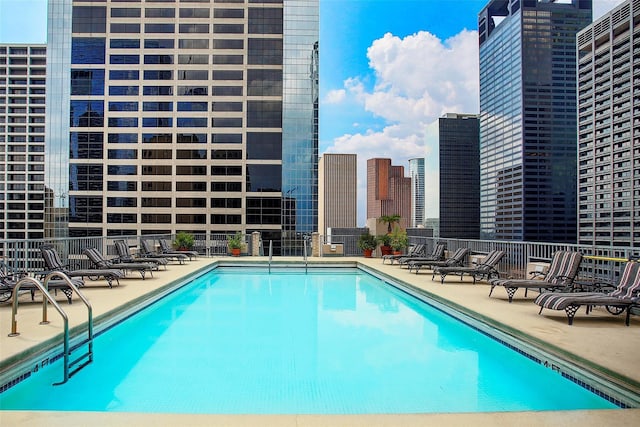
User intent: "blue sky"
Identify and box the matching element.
[0,0,627,225]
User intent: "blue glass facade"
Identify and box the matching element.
[478,0,591,243]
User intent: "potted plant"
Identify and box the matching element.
[389,226,408,255]
[174,231,195,251]
[227,232,244,256]
[377,234,393,256]
[357,232,377,258]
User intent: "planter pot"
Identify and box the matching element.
[363,249,373,258]
[230,248,241,257]
[393,250,402,255]
[380,245,392,256]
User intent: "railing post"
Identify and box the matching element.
[311,232,320,257]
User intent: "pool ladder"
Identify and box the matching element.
[268,240,273,273]
[8,273,93,386]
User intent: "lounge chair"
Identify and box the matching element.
[160,238,198,260]
[40,245,124,288]
[83,247,155,280]
[140,239,187,265]
[114,240,168,270]
[1,260,84,304]
[433,250,505,284]
[534,261,640,326]
[382,244,427,264]
[396,244,445,266]
[489,251,583,302]
[408,247,470,275]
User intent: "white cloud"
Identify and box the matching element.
[323,29,480,225]
[323,89,346,104]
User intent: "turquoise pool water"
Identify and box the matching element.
[0,268,618,413]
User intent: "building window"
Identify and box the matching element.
[144,70,173,80]
[177,102,207,112]
[109,86,139,96]
[144,39,175,49]
[142,117,173,127]
[247,132,282,159]
[71,38,105,64]
[110,39,140,49]
[109,70,139,80]
[108,165,137,175]
[247,100,282,128]
[145,24,175,33]
[143,102,173,112]
[177,133,207,143]
[109,101,139,112]
[71,69,105,95]
[72,6,107,33]
[108,133,137,143]
[246,164,281,192]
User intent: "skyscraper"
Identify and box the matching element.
[46,0,318,255]
[439,113,480,239]
[408,157,425,228]
[576,0,639,248]
[478,0,591,242]
[0,44,47,241]
[318,153,357,236]
[366,158,411,230]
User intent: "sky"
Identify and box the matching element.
[0,0,628,226]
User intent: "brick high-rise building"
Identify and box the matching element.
[366,158,411,231]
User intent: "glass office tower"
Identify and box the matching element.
[478,0,591,242]
[408,157,425,228]
[46,0,318,255]
[439,113,480,239]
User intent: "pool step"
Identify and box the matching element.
[68,338,93,379]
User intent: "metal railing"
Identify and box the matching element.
[1,233,637,285]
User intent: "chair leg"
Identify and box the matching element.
[61,288,73,304]
[505,287,517,303]
[565,305,580,325]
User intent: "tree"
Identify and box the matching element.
[378,214,401,234]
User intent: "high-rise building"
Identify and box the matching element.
[45,0,318,255]
[318,153,357,236]
[408,157,425,228]
[576,0,639,248]
[439,113,480,239]
[0,44,47,241]
[478,0,591,242]
[366,158,411,230]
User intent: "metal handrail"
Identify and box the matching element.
[303,237,308,274]
[268,240,273,274]
[8,273,93,385]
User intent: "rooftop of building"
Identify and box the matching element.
[1,255,639,426]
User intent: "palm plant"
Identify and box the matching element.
[378,214,401,234]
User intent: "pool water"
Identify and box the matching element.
[0,268,618,413]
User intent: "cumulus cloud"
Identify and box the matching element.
[323,29,480,224]
[323,89,346,104]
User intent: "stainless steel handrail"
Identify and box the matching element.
[268,240,273,274]
[8,273,93,385]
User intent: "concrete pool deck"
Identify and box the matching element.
[1,256,639,426]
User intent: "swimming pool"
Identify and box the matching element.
[0,267,619,413]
